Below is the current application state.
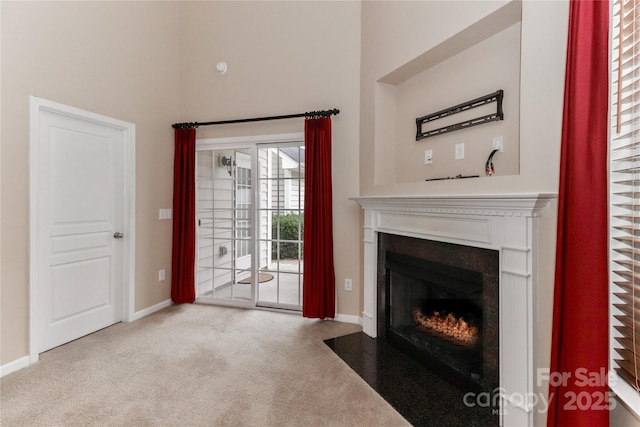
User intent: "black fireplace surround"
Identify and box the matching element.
[377,233,499,393]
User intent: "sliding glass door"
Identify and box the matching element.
[195,140,304,311]
[256,145,304,310]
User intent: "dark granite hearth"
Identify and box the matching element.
[325,332,499,427]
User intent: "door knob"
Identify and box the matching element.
[113,232,124,239]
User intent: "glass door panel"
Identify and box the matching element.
[196,149,253,303]
[256,145,304,310]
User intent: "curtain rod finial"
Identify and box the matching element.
[172,122,199,129]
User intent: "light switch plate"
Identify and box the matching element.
[424,149,433,165]
[455,143,465,160]
[159,208,172,220]
[493,136,504,152]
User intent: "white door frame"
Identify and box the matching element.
[28,96,136,363]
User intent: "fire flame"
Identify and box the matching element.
[412,307,479,346]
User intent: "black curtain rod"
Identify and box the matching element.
[172,108,340,129]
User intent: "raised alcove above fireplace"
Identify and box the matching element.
[352,193,556,427]
[374,0,523,185]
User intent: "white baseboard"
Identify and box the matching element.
[334,313,362,326]
[0,355,30,378]
[130,299,173,322]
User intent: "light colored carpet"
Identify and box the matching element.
[0,304,409,426]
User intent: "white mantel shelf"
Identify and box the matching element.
[351,193,557,214]
[351,193,557,427]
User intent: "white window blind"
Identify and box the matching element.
[610,0,640,412]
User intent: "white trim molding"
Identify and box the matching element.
[0,356,31,378]
[131,299,173,322]
[196,132,304,151]
[352,193,556,427]
[334,314,363,326]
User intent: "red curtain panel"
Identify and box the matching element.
[547,1,610,425]
[171,127,197,304]
[302,117,336,319]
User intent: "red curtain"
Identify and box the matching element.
[302,117,335,319]
[547,1,609,426]
[171,128,197,304]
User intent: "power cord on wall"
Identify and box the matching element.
[485,149,499,176]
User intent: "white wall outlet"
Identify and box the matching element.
[159,208,172,220]
[344,278,352,291]
[159,269,166,281]
[493,136,504,152]
[424,149,433,165]
[455,143,465,160]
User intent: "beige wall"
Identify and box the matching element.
[1,0,362,367]
[359,1,569,426]
[177,1,362,317]
[1,1,180,365]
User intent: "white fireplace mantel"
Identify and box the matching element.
[351,193,556,427]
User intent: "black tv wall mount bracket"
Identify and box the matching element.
[415,90,504,141]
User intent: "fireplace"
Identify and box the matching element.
[352,193,555,427]
[379,234,499,393]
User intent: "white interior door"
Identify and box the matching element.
[30,97,135,358]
